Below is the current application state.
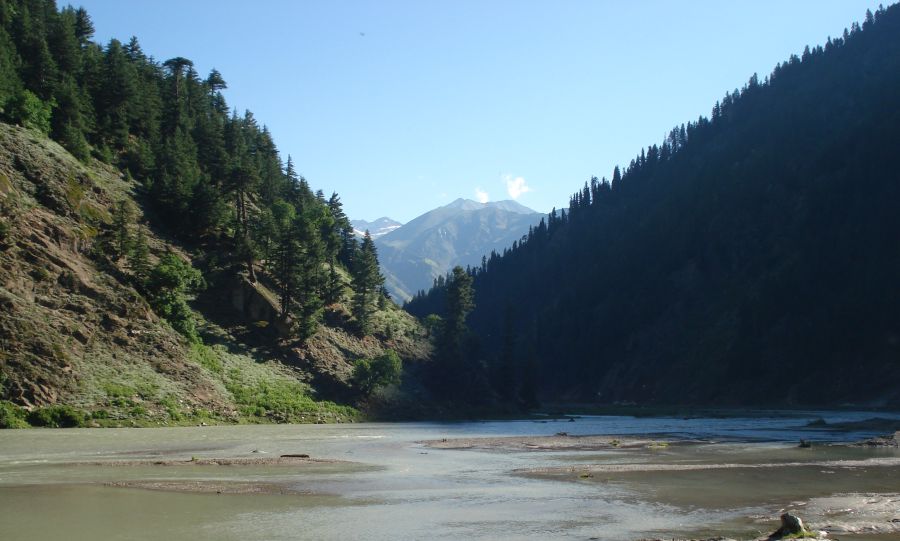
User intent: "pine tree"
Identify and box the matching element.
[129,225,150,284]
[111,198,136,259]
[97,39,136,149]
[324,262,342,305]
[430,265,481,401]
[226,117,260,281]
[294,210,326,340]
[324,192,346,259]
[0,25,22,114]
[73,7,94,47]
[284,155,302,202]
[444,266,474,342]
[271,201,300,317]
[161,56,193,129]
[351,231,383,335]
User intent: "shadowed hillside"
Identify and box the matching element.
[407,6,900,408]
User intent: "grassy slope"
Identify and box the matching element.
[0,123,430,427]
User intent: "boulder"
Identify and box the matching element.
[766,513,822,540]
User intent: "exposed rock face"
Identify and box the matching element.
[229,277,291,337]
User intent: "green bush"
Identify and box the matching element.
[160,396,182,421]
[226,377,356,422]
[0,401,29,428]
[103,383,134,399]
[189,343,223,373]
[26,405,87,428]
[146,252,205,342]
[64,175,84,211]
[353,349,403,395]
[129,405,147,417]
[7,89,54,134]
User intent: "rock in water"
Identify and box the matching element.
[780,513,804,534]
[767,512,814,540]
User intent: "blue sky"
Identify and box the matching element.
[78,0,884,223]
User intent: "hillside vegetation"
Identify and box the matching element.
[0,123,429,427]
[0,0,430,427]
[407,6,900,407]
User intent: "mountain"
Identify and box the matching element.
[376,198,543,302]
[407,6,900,407]
[0,0,432,427]
[351,217,403,239]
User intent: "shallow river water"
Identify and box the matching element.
[1,411,899,540]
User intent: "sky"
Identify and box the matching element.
[77,0,884,223]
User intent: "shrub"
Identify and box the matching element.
[0,401,29,429]
[26,405,87,428]
[226,376,356,422]
[129,405,147,417]
[189,343,223,373]
[103,383,134,399]
[160,396,182,421]
[30,266,50,282]
[0,219,9,246]
[146,252,205,342]
[423,314,443,337]
[7,90,54,134]
[353,349,403,395]
[59,122,91,162]
[64,174,84,211]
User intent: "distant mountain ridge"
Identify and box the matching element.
[350,217,403,239]
[374,199,543,301]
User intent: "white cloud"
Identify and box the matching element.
[503,174,532,200]
[474,187,490,203]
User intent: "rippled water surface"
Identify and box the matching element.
[1,411,898,540]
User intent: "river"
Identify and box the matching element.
[1,411,898,540]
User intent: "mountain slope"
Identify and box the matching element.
[407,6,900,407]
[0,123,430,425]
[376,199,543,301]
[0,0,436,426]
[351,217,402,239]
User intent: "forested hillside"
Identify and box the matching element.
[0,0,430,426]
[407,5,900,407]
[0,0,377,335]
